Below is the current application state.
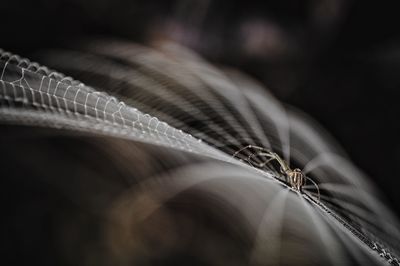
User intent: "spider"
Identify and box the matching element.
[233,145,320,201]
[259,151,305,191]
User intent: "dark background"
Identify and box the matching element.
[2,0,400,214]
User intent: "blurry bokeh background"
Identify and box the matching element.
[2,0,400,214]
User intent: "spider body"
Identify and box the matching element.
[285,168,305,191]
[267,152,305,191]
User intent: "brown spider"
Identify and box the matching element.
[233,145,320,201]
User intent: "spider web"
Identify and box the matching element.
[1,43,400,265]
[0,50,239,165]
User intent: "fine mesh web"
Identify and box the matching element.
[0,42,399,265]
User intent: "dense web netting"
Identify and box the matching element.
[0,49,237,164]
[1,43,400,265]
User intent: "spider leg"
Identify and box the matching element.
[304,176,320,202]
[258,157,275,167]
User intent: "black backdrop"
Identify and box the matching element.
[2,0,400,214]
